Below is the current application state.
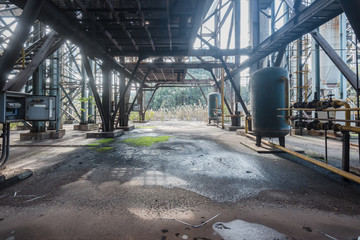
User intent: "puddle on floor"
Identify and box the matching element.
[213,220,287,240]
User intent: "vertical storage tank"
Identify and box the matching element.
[208,92,221,121]
[250,67,290,141]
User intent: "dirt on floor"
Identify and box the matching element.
[0,121,360,240]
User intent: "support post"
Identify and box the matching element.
[117,71,128,127]
[81,53,106,128]
[101,63,113,132]
[31,23,45,133]
[144,88,158,115]
[48,50,60,131]
[208,69,233,115]
[80,63,88,125]
[314,39,320,101]
[127,71,149,117]
[88,60,95,123]
[342,131,350,174]
[234,0,241,126]
[250,0,260,72]
[112,58,142,121]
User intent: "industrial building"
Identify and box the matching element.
[0,0,360,239]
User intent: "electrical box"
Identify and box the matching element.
[0,92,27,123]
[0,92,56,123]
[25,96,56,121]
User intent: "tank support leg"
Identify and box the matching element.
[256,136,261,147]
[279,136,285,147]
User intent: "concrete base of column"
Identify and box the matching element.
[74,124,99,131]
[86,130,124,138]
[20,129,66,141]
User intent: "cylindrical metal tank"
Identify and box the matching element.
[250,67,290,137]
[208,92,221,119]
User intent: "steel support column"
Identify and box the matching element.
[340,13,347,100]
[234,0,241,126]
[208,69,233,116]
[82,53,106,129]
[218,57,249,116]
[250,0,260,72]
[87,60,95,123]
[144,88,158,116]
[112,58,142,121]
[101,63,113,132]
[127,71,149,117]
[314,39,320,101]
[117,71,128,127]
[80,63,88,125]
[48,50,60,131]
[342,131,350,173]
[31,23,45,133]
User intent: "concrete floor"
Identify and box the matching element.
[0,121,360,240]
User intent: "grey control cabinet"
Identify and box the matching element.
[25,96,56,121]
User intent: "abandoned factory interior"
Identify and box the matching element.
[0,0,360,239]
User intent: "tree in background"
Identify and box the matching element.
[147,87,212,110]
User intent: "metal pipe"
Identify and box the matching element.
[221,68,224,129]
[334,125,360,134]
[245,118,248,134]
[332,100,350,127]
[278,108,360,112]
[281,76,290,124]
[288,117,360,124]
[0,123,10,168]
[246,134,360,184]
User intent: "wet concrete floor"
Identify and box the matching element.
[0,121,360,239]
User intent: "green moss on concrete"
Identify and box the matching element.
[87,138,115,153]
[91,146,115,152]
[86,138,115,146]
[122,136,170,147]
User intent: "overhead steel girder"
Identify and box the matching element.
[124,62,235,70]
[145,80,213,84]
[311,30,359,91]
[0,0,44,90]
[228,0,343,79]
[187,0,213,55]
[120,48,251,57]
[338,0,360,43]
[8,0,138,81]
[5,31,64,91]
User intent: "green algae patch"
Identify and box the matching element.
[90,146,115,152]
[136,126,156,129]
[122,136,170,147]
[86,138,115,147]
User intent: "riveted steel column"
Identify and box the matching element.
[233,0,241,126]
[101,63,113,132]
[31,23,46,133]
[80,62,88,125]
[250,0,260,72]
[87,60,95,123]
[48,50,60,131]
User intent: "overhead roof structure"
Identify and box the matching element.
[10,0,213,58]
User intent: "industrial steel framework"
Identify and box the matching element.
[0,0,358,137]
